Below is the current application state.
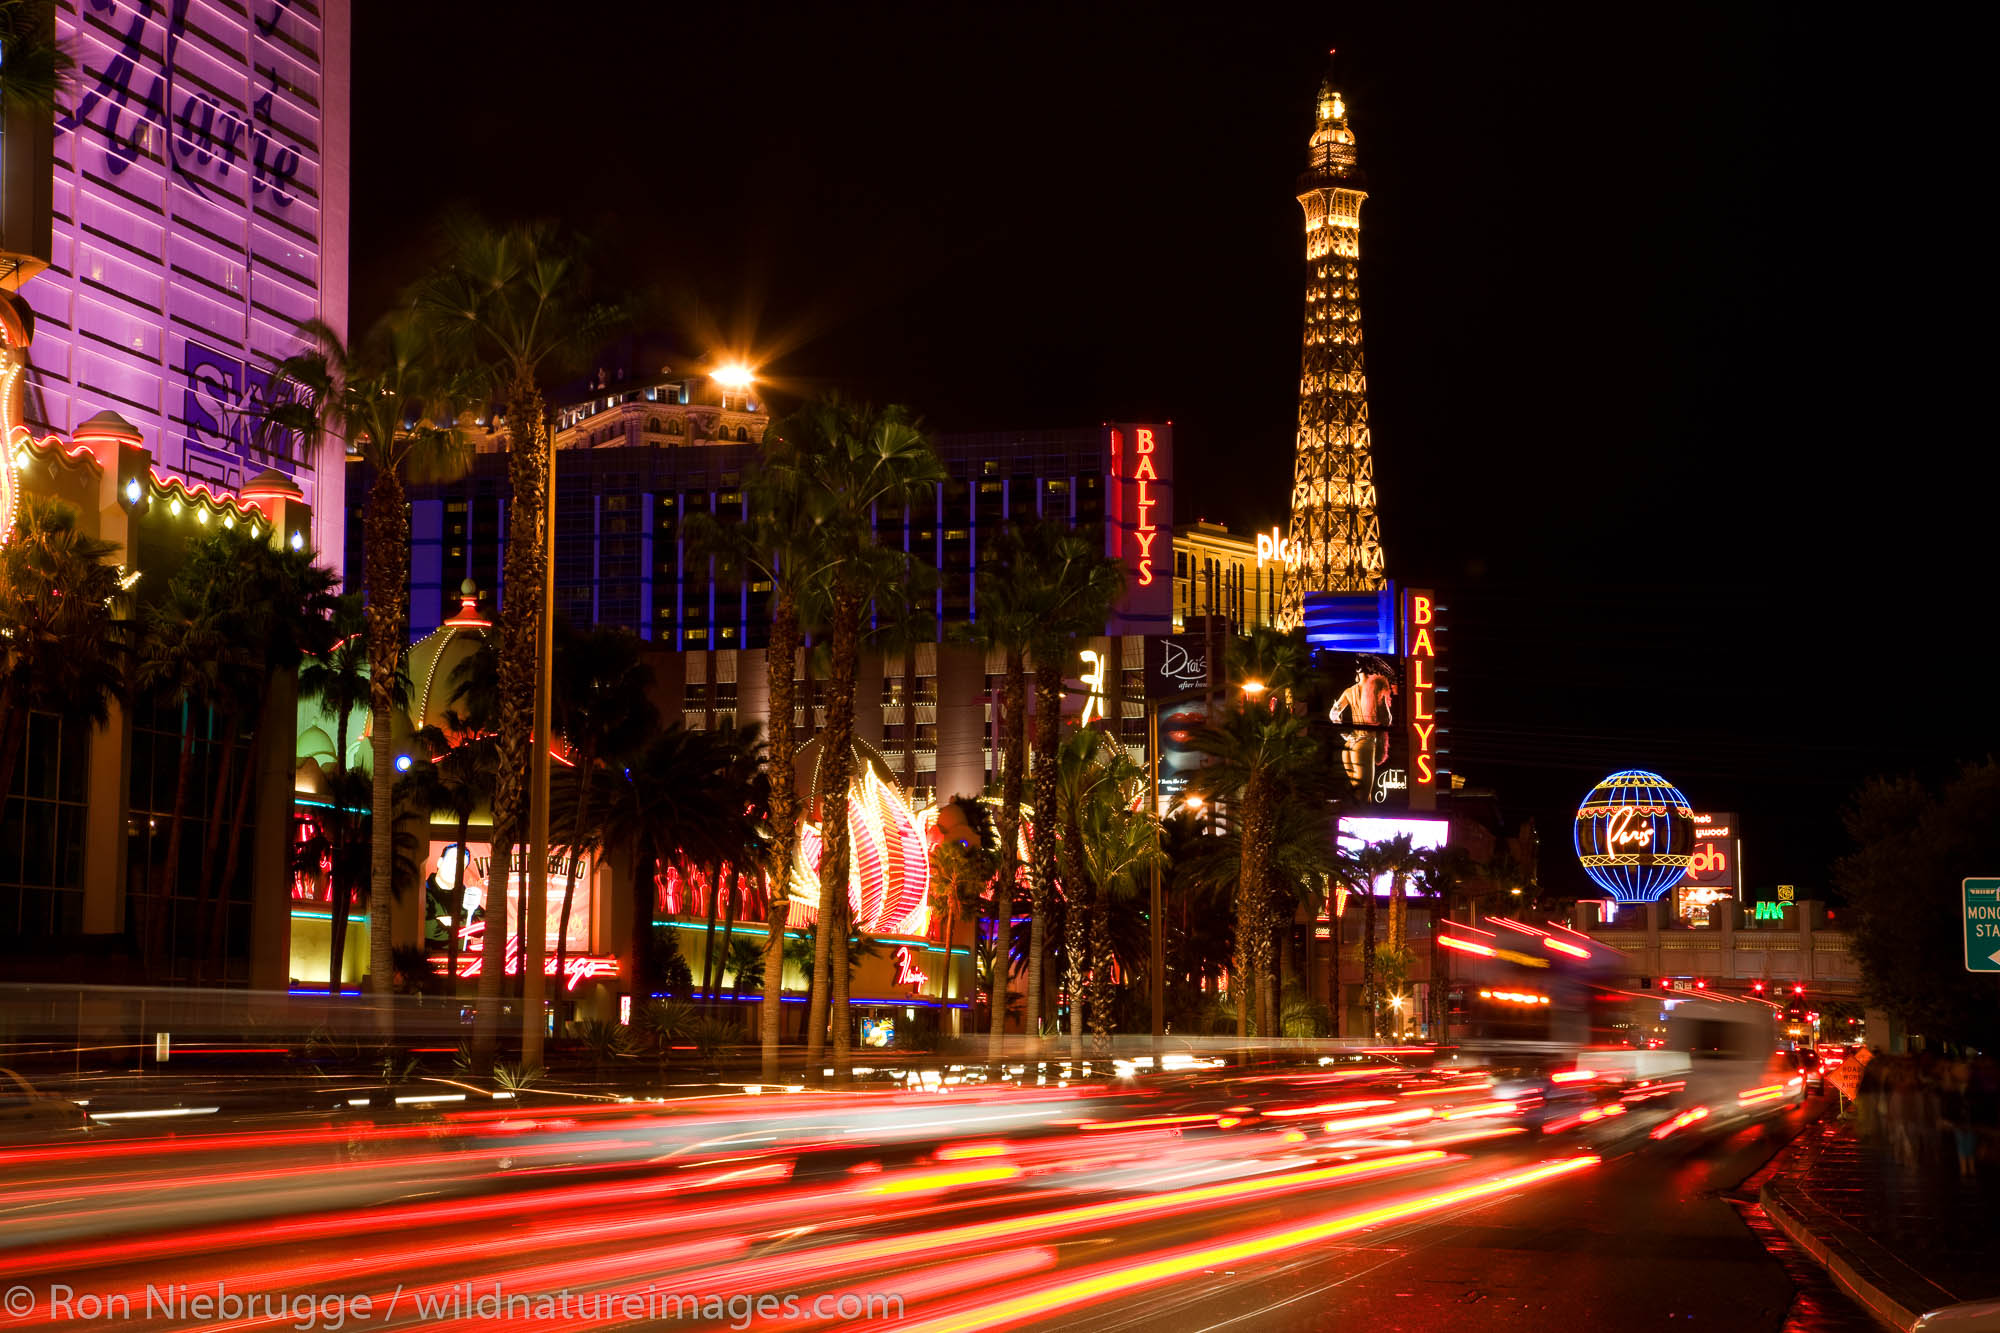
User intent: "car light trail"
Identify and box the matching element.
[1263,1098,1394,1119]
[898,1156,1602,1333]
[1650,1106,1711,1140]
[1438,935,1498,957]
[1542,937,1592,960]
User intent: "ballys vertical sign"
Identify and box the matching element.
[1402,587,1439,811]
[1106,423,1174,634]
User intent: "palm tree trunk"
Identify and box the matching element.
[761,593,800,1083]
[478,375,550,1069]
[1061,817,1089,1060]
[629,837,657,1004]
[810,583,862,1077]
[363,467,411,1033]
[699,860,723,1008]
[988,648,1025,1062]
[1362,888,1378,1040]
[716,862,739,1020]
[327,851,350,993]
[1331,900,1344,1036]
[1089,889,1112,1043]
[1234,778,1266,1039]
[368,704,397,1013]
[1026,662,1060,1044]
[155,717,199,975]
[210,726,263,973]
[194,711,242,982]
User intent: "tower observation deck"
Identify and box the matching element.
[1281,56,1385,624]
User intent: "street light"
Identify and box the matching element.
[712,361,756,390]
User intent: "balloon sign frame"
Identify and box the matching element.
[1574,769,1695,903]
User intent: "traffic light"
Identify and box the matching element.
[1694,978,1708,990]
[1752,981,1765,994]
[1792,983,1805,995]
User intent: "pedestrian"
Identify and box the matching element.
[1941,1059,1977,1180]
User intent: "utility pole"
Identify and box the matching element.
[522,426,556,1068]
[1148,702,1163,1052]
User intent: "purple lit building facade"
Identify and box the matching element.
[22,0,350,557]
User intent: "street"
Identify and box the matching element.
[0,1062,1876,1332]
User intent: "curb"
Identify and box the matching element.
[1758,1173,1959,1333]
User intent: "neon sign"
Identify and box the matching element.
[1402,588,1438,811]
[1753,901,1789,921]
[1255,527,1302,569]
[1573,770,1695,903]
[1078,648,1108,728]
[893,945,929,988]
[1106,423,1173,634]
[451,921,618,992]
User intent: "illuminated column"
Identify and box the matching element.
[1280,57,1386,626]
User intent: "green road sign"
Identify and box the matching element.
[1966,879,2000,973]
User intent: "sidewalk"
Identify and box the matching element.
[1758,1110,2000,1331]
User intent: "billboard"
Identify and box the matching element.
[1143,633,1210,700]
[1156,695,1211,807]
[1672,812,1740,926]
[1303,588,1397,653]
[1324,651,1405,806]
[1338,815,1450,896]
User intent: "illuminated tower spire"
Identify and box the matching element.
[1281,53,1385,624]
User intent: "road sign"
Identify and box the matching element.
[1965,879,2000,973]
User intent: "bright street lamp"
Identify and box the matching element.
[1239,679,1266,697]
[712,361,756,390]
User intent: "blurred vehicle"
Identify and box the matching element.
[0,1066,88,1138]
[1789,1047,1824,1092]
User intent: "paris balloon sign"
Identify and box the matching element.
[1573,769,1696,903]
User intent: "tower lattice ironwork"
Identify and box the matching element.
[1281,59,1385,626]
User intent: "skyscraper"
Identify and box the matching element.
[1281,56,1384,625]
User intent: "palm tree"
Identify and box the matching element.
[595,722,763,1004]
[786,398,943,1078]
[1188,628,1317,1036]
[173,527,337,980]
[959,532,1038,1060]
[275,315,474,1016]
[1012,521,1125,1043]
[1053,729,1163,1048]
[0,497,126,822]
[724,934,764,1005]
[416,219,617,1067]
[298,598,369,779]
[686,430,842,1080]
[1352,836,1421,1038]
[550,622,657,990]
[1417,843,1475,1041]
[0,0,71,111]
[132,584,230,970]
[927,802,996,1014]
[868,554,942,797]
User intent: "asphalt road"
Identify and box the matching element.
[1084,1097,1878,1333]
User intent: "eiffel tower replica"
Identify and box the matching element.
[1281,53,1386,626]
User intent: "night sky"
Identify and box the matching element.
[355,4,1994,896]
